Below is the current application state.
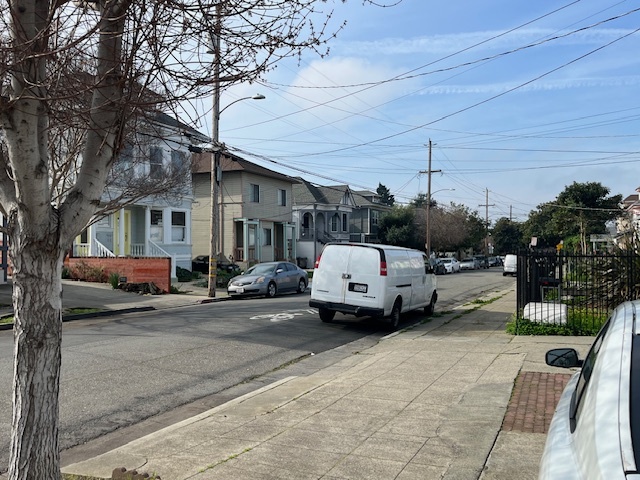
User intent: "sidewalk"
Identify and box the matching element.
[55,287,593,480]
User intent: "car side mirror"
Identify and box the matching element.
[545,348,582,368]
[276,268,284,274]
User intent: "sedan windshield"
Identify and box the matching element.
[246,264,276,275]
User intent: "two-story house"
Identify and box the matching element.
[292,179,356,268]
[191,152,298,269]
[72,112,209,278]
[350,190,392,243]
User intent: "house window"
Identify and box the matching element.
[149,146,163,180]
[342,213,348,232]
[331,213,339,232]
[263,228,272,246]
[171,211,186,242]
[372,210,379,226]
[150,209,163,242]
[250,184,260,203]
[278,189,287,207]
[171,150,186,173]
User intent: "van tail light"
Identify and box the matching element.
[380,261,387,276]
[315,255,322,269]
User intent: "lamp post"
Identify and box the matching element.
[206,94,265,298]
[425,188,455,257]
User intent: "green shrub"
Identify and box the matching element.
[176,266,192,282]
[70,261,108,283]
[62,267,72,279]
[108,272,120,289]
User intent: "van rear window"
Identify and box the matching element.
[349,247,380,276]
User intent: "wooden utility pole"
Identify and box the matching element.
[419,140,441,256]
[478,188,494,255]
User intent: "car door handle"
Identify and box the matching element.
[342,273,351,279]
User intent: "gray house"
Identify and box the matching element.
[292,179,356,268]
[351,190,392,243]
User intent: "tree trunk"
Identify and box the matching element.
[8,242,65,480]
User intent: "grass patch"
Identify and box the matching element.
[506,308,607,336]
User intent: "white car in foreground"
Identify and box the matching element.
[540,300,640,480]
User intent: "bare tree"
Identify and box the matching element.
[0,0,386,477]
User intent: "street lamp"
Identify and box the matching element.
[425,188,455,257]
[206,94,265,298]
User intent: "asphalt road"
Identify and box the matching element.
[0,268,515,474]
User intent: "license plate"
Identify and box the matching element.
[351,283,368,293]
[237,287,244,293]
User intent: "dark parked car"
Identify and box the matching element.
[473,255,489,269]
[430,258,447,275]
[192,255,240,274]
[227,261,308,298]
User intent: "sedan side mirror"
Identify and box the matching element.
[545,348,583,368]
[276,268,284,274]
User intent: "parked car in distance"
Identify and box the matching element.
[459,257,479,270]
[431,258,447,275]
[488,256,501,267]
[503,254,517,276]
[440,257,461,273]
[539,300,639,480]
[473,255,489,269]
[192,255,240,274]
[227,261,308,298]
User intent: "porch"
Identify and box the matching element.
[72,205,194,279]
[232,219,296,267]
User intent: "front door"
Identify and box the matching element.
[114,210,131,255]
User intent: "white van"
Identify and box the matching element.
[503,254,517,276]
[309,243,437,329]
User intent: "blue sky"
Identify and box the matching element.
[189,0,640,224]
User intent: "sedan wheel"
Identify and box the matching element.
[297,278,307,294]
[266,282,277,298]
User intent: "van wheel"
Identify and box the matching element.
[266,282,277,298]
[425,293,436,316]
[389,300,402,330]
[319,308,335,323]
[297,278,307,294]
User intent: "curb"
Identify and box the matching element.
[0,306,157,331]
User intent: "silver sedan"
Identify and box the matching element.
[227,261,309,298]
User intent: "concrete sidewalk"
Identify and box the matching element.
[55,287,593,480]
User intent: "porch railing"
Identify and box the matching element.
[73,240,115,258]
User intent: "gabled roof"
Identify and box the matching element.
[192,151,298,184]
[352,190,392,209]
[293,178,355,206]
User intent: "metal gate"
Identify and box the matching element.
[515,249,639,334]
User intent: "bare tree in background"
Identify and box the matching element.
[0,0,387,477]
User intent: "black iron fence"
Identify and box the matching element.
[515,249,640,335]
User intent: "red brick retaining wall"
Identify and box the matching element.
[65,257,171,293]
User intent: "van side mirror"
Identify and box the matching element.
[545,348,582,368]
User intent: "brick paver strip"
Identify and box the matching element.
[502,371,572,434]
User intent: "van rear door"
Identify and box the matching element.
[342,245,382,311]
[313,244,382,309]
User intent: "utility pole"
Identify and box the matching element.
[419,139,441,257]
[478,188,494,255]
[207,3,222,298]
